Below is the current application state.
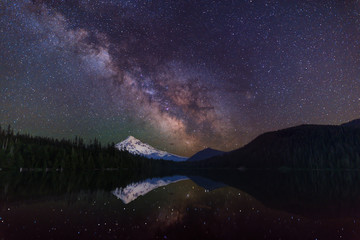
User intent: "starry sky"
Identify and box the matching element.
[0,0,359,156]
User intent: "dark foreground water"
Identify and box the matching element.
[0,170,360,240]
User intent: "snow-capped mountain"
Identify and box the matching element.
[112,175,188,204]
[115,136,188,162]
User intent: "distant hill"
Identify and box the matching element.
[187,148,224,162]
[342,118,360,128]
[192,123,360,169]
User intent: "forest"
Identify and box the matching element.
[0,125,177,171]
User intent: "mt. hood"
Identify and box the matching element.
[115,136,187,162]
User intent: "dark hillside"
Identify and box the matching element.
[192,124,360,169]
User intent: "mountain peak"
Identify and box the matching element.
[187,147,225,162]
[125,135,136,140]
[123,136,140,143]
[115,137,187,162]
[204,147,216,151]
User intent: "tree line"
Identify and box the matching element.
[0,125,177,170]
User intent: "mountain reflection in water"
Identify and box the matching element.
[0,170,360,239]
[112,175,188,204]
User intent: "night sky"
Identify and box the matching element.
[1,0,359,156]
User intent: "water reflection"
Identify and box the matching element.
[0,170,360,239]
[112,175,188,204]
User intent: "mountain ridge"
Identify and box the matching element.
[342,119,360,128]
[190,120,360,169]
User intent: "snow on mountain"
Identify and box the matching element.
[112,175,188,204]
[115,136,188,162]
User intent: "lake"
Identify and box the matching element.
[0,170,359,239]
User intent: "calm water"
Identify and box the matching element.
[0,170,360,239]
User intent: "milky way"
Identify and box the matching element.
[1,0,359,156]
